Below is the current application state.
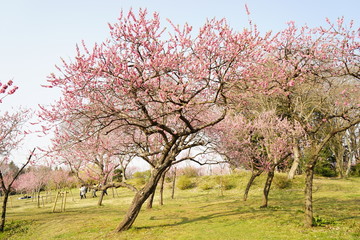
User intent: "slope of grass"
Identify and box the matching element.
[1,173,359,240]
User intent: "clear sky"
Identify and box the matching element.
[0,0,359,162]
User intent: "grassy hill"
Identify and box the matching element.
[1,173,359,239]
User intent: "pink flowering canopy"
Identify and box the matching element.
[40,9,270,168]
[209,110,304,171]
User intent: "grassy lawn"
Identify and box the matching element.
[1,173,359,240]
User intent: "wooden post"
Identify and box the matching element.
[63,192,68,212]
[60,193,64,212]
[52,192,60,213]
[171,167,176,199]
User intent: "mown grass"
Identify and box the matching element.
[1,173,359,240]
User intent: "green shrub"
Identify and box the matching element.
[112,169,124,182]
[180,166,200,177]
[314,148,337,177]
[215,176,237,190]
[198,176,215,190]
[133,170,151,180]
[199,181,214,190]
[177,176,196,190]
[131,170,151,187]
[314,161,337,177]
[273,175,292,189]
[350,164,360,177]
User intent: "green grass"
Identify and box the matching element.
[1,174,360,240]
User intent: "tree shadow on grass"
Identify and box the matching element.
[134,210,241,230]
[337,216,360,221]
[311,197,360,225]
[134,191,356,231]
[134,203,305,230]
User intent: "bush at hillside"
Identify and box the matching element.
[177,176,196,190]
[273,174,292,189]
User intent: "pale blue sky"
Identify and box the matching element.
[0,0,359,161]
[1,0,359,111]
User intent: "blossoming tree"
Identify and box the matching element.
[40,9,265,231]
[245,18,360,226]
[0,109,34,231]
[210,110,303,207]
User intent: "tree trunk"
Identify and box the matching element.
[331,139,345,178]
[159,170,166,205]
[146,192,155,209]
[345,138,355,178]
[121,165,127,182]
[345,154,353,177]
[288,142,301,179]
[147,167,156,209]
[115,165,170,232]
[243,169,263,201]
[345,126,357,178]
[261,168,275,208]
[37,189,41,208]
[304,163,315,227]
[0,191,9,232]
[98,190,106,206]
[336,149,345,178]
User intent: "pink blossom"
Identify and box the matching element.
[287,80,295,87]
[7,86,18,95]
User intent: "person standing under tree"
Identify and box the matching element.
[92,184,97,197]
[80,185,87,199]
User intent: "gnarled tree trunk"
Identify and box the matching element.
[288,141,301,179]
[345,155,353,178]
[261,168,275,208]
[159,170,167,205]
[243,169,263,201]
[115,164,170,232]
[147,192,155,209]
[335,148,345,178]
[146,167,156,209]
[98,190,106,206]
[0,191,9,232]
